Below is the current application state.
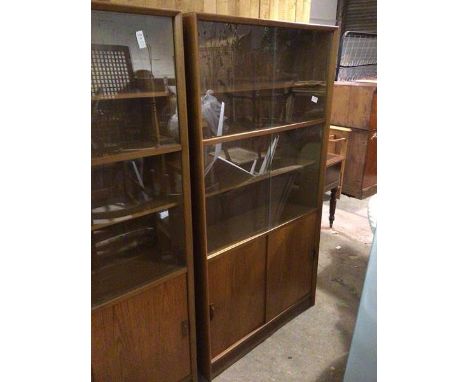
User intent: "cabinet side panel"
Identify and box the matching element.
[362,90,377,191]
[311,30,339,305]
[173,12,199,379]
[92,274,191,382]
[369,89,377,131]
[341,129,368,197]
[347,85,375,130]
[362,130,377,190]
[208,237,267,357]
[266,212,316,321]
[183,13,213,380]
[330,83,352,127]
[331,82,377,130]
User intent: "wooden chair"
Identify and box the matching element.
[324,126,351,227]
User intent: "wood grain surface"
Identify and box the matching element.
[92,274,191,382]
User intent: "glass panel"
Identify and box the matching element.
[204,134,271,253]
[91,153,183,227]
[269,125,323,226]
[91,153,185,306]
[198,21,330,138]
[273,28,330,123]
[204,125,322,253]
[91,11,179,158]
[92,208,186,306]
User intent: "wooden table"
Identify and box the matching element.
[324,125,351,228]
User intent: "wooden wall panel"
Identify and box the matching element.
[268,0,279,19]
[295,0,304,22]
[278,0,296,21]
[176,0,204,12]
[238,0,261,18]
[301,0,312,23]
[259,0,271,19]
[204,0,217,13]
[106,0,176,9]
[98,0,312,22]
[215,0,229,15]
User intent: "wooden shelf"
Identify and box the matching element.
[92,250,186,308]
[92,144,181,166]
[92,90,171,101]
[92,199,179,231]
[205,80,326,95]
[206,160,317,199]
[326,152,345,167]
[207,206,268,253]
[206,202,316,255]
[202,119,325,146]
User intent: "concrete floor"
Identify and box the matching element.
[214,193,374,382]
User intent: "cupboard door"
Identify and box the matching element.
[92,274,191,382]
[266,213,317,321]
[208,237,267,357]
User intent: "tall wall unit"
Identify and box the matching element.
[183,13,339,379]
[91,3,197,381]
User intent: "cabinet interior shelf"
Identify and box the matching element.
[326,152,345,167]
[92,144,181,166]
[206,160,317,199]
[92,250,187,309]
[92,199,179,231]
[202,119,325,146]
[206,203,316,255]
[202,80,326,95]
[91,90,171,101]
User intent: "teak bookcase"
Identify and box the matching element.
[183,13,339,379]
[91,3,197,381]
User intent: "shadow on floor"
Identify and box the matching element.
[313,238,370,382]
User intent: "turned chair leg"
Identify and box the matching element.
[329,187,337,228]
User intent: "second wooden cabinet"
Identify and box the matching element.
[183,12,339,380]
[91,3,197,381]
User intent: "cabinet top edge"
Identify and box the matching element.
[185,12,338,32]
[91,1,180,18]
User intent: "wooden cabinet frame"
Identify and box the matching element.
[91,3,197,381]
[183,12,339,380]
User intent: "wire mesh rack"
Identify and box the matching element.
[336,31,377,82]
